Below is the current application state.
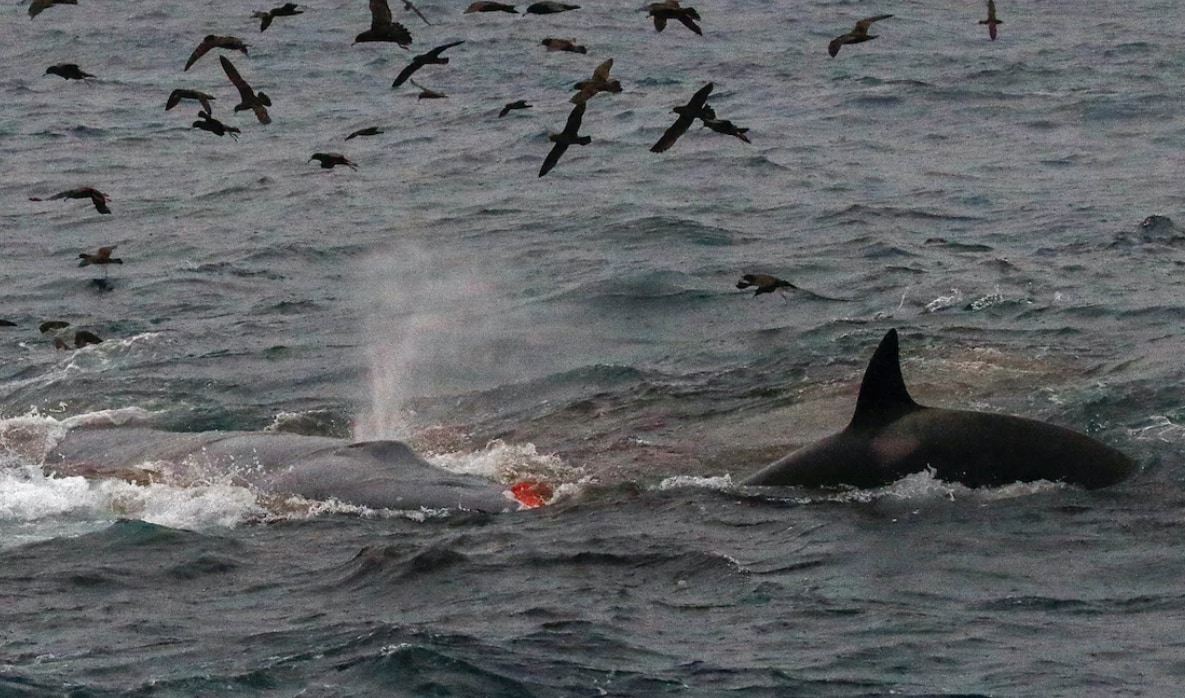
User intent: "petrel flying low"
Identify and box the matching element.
[29,186,110,214]
[166,88,216,114]
[646,0,701,36]
[192,110,241,139]
[979,0,1002,40]
[252,2,303,32]
[539,102,591,177]
[650,81,713,153]
[220,56,271,124]
[391,40,464,88]
[355,0,413,47]
[828,14,892,57]
[571,58,621,105]
[44,63,94,80]
[184,35,248,71]
[736,273,794,296]
[309,152,358,170]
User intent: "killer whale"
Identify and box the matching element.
[41,426,532,512]
[742,329,1137,490]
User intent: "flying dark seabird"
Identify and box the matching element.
[44,63,94,80]
[649,81,712,153]
[979,0,1002,40]
[646,0,701,36]
[28,0,76,18]
[165,88,216,113]
[465,2,517,13]
[571,58,621,105]
[391,40,464,88]
[29,186,110,214]
[309,153,358,170]
[346,126,384,139]
[220,56,271,124]
[828,14,892,57]
[184,35,248,71]
[403,0,431,25]
[252,3,303,32]
[78,245,122,268]
[539,102,590,177]
[355,0,413,47]
[541,37,586,53]
[526,2,579,14]
[192,110,241,139]
[499,100,532,117]
[699,105,750,144]
[702,117,750,143]
[736,273,796,296]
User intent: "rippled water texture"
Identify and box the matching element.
[3,0,1185,695]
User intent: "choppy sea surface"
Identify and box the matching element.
[3,0,1185,694]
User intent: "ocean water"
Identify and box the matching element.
[3,0,1185,694]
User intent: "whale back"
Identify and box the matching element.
[743,329,1137,490]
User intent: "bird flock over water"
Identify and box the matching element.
[20,0,1007,337]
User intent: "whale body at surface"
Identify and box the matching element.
[742,329,1137,490]
[42,426,521,512]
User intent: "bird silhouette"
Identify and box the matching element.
[736,274,797,296]
[184,35,248,71]
[702,116,750,143]
[252,3,303,32]
[45,63,94,80]
[571,58,621,105]
[28,0,76,18]
[526,1,579,14]
[646,1,701,36]
[29,186,110,214]
[650,82,712,153]
[220,56,271,124]
[346,126,384,139]
[465,1,517,13]
[392,40,464,88]
[166,88,216,113]
[309,153,358,169]
[355,0,413,47]
[78,245,122,268]
[192,110,241,138]
[541,38,586,53]
[539,102,591,177]
[828,15,892,57]
[979,0,1002,40]
[499,100,532,117]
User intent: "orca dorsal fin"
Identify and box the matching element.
[848,329,920,429]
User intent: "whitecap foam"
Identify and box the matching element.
[741,468,1066,507]
[425,439,584,484]
[0,407,159,464]
[0,462,266,549]
[657,474,735,491]
[1130,414,1185,444]
[922,288,963,314]
[258,494,458,522]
